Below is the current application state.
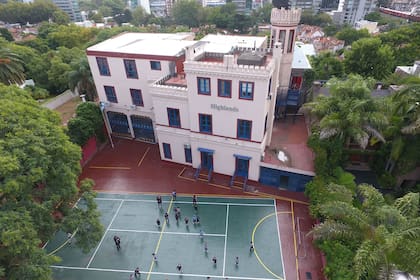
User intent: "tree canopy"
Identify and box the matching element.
[0,0,62,24]
[0,85,103,279]
[336,27,370,46]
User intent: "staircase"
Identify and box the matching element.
[194,165,213,183]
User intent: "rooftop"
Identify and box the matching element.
[292,42,315,69]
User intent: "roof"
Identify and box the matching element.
[200,34,267,51]
[292,42,315,69]
[86,32,196,57]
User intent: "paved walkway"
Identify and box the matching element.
[81,138,324,280]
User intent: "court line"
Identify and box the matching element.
[47,228,79,256]
[137,147,150,167]
[222,204,229,277]
[146,197,174,280]
[108,228,225,237]
[87,199,124,268]
[274,201,287,280]
[95,197,274,207]
[51,265,278,280]
[291,201,299,280]
[252,212,285,280]
[89,166,131,170]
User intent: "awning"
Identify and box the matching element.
[197,147,215,154]
[233,154,252,160]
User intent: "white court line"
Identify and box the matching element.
[51,265,278,280]
[95,197,274,207]
[108,228,225,237]
[274,200,286,280]
[86,200,124,268]
[222,204,229,276]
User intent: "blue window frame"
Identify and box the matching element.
[167,108,181,128]
[197,77,211,95]
[237,119,252,140]
[104,86,117,103]
[124,59,138,79]
[96,57,110,76]
[218,79,231,98]
[199,114,212,134]
[163,143,172,159]
[150,61,161,70]
[130,89,143,106]
[184,146,192,163]
[239,81,254,100]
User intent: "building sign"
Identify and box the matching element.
[210,104,239,112]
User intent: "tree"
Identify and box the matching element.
[300,11,332,27]
[0,85,103,279]
[0,47,25,85]
[344,37,395,80]
[272,0,289,9]
[68,56,97,101]
[130,6,150,26]
[114,8,133,25]
[305,75,387,149]
[309,51,344,80]
[172,0,204,27]
[336,27,370,46]
[0,28,14,42]
[310,184,420,279]
[51,9,70,25]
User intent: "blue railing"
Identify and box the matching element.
[243,175,248,191]
[207,166,213,182]
[194,164,201,180]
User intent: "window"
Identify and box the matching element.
[124,59,138,79]
[150,61,161,70]
[287,30,295,53]
[104,86,117,103]
[167,108,181,128]
[199,114,212,134]
[264,114,268,135]
[239,81,254,100]
[218,79,231,98]
[163,143,172,159]
[237,119,252,140]
[184,146,192,163]
[197,77,211,95]
[130,89,143,106]
[96,57,110,76]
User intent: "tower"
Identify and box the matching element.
[270,8,301,91]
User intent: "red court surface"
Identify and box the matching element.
[80,138,324,280]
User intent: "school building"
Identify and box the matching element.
[86,8,315,191]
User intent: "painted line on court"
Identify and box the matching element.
[291,201,299,280]
[87,200,124,268]
[108,228,225,237]
[51,265,278,280]
[252,212,285,280]
[47,228,78,256]
[137,147,150,167]
[222,204,229,276]
[89,166,131,170]
[274,201,287,280]
[146,197,174,280]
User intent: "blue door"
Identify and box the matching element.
[200,152,213,170]
[130,115,155,143]
[107,111,130,135]
[236,158,249,177]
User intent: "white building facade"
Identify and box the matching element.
[86,9,305,186]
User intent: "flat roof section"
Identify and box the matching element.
[200,34,267,50]
[87,32,196,57]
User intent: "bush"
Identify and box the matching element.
[24,85,49,100]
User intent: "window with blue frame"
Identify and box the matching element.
[237,119,252,140]
[184,146,192,163]
[96,57,110,76]
[124,59,138,79]
[163,143,172,159]
[239,81,254,100]
[150,61,161,70]
[130,89,143,106]
[197,77,211,95]
[167,108,181,127]
[218,79,231,98]
[104,86,117,103]
[235,157,249,176]
[199,114,212,133]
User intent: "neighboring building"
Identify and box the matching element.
[312,36,344,52]
[290,0,322,10]
[296,25,325,43]
[87,8,313,191]
[330,0,377,25]
[395,61,420,77]
[354,19,378,33]
[148,0,167,17]
[52,0,82,22]
[320,0,340,11]
[202,0,226,7]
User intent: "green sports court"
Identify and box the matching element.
[46,193,285,280]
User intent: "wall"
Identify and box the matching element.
[42,90,78,110]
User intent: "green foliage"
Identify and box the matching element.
[251,3,273,24]
[130,6,151,26]
[336,27,370,46]
[0,28,14,42]
[0,85,102,279]
[0,47,25,85]
[318,240,356,280]
[344,37,395,80]
[68,56,97,101]
[46,24,97,49]
[300,11,332,27]
[0,0,59,24]
[67,102,105,146]
[51,9,70,25]
[24,85,49,100]
[309,51,344,80]
[172,0,204,27]
[114,8,133,25]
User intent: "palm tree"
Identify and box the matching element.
[310,184,420,279]
[305,75,388,149]
[68,56,97,101]
[0,48,25,85]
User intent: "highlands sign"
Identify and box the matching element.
[210,104,239,112]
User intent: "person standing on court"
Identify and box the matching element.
[172,190,177,200]
[164,212,169,223]
[156,218,161,228]
[114,235,121,250]
[134,267,140,278]
[249,241,254,252]
[192,195,197,206]
[156,195,162,209]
